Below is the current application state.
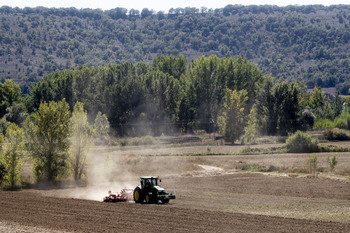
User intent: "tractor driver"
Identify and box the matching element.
[145,179,151,188]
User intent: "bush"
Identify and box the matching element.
[285,131,319,153]
[334,117,348,129]
[324,129,350,141]
[0,161,6,185]
[333,113,350,129]
[299,108,315,130]
[307,155,318,175]
[313,118,334,129]
[119,135,158,146]
[327,155,338,172]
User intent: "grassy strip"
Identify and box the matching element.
[140,152,232,157]
[319,145,350,152]
[237,146,285,155]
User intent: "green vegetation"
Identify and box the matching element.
[119,135,158,146]
[218,89,248,144]
[327,155,338,172]
[25,55,264,137]
[243,107,258,144]
[0,5,350,94]
[324,129,350,141]
[307,155,318,175]
[256,76,303,136]
[313,118,334,129]
[0,80,22,119]
[238,146,284,155]
[285,131,319,153]
[314,113,350,130]
[0,123,25,189]
[1,3,350,188]
[24,99,71,182]
[0,161,5,185]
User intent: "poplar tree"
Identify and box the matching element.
[218,89,248,144]
[24,99,70,182]
[1,123,25,189]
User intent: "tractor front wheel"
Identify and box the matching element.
[133,187,144,203]
[145,194,152,204]
[161,199,169,204]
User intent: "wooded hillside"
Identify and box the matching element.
[0,5,350,94]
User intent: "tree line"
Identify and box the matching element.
[1,55,348,138]
[1,5,350,94]
[1,54,349,187]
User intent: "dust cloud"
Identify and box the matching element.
[43,150,139,202]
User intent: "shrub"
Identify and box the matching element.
[0,161,6,185]
[313,118,334,129]
[139,135,157,145]
[285,131,319,153]
[299,108,315,130]
[120,135,158,146]
[307,155,318,175]
[327,155,338,172]
[320,145,350,152]
[334,117,347,129]
[334,113,350,129]
[324,129,350,141]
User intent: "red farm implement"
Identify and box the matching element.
[103,188,133,202]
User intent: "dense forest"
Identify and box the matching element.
[1,55,349,139]
[0,5,350,94]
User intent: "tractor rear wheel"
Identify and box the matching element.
[133,187,144,203]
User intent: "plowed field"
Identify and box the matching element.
[1,173,350,232]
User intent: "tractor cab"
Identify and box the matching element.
[140,176,160,190]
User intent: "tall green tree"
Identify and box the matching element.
[244,107,258,144]
[308,86,331,118]
[0,117,11,136]
[189,55,222,125]
[333,91,343,118]
[256,75,277,135]
[1,123,25,189]
[218,89,248,144]
[24,99,70,182]
[141,70,183,135]
[0,79,22,119]
[274,81,301,135]
[69,102,94,181]
[309,87,326,109]
[4,102,28,127]
[151,55,187,80]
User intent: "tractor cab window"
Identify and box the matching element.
[141,178,158,188]
[150,178,158,186]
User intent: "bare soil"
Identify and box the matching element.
[2,139,350,232]
[1,172,350,232]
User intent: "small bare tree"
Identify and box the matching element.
[69,102,94,181]
[307,155,318,177]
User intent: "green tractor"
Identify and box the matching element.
[133,176,175,204]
